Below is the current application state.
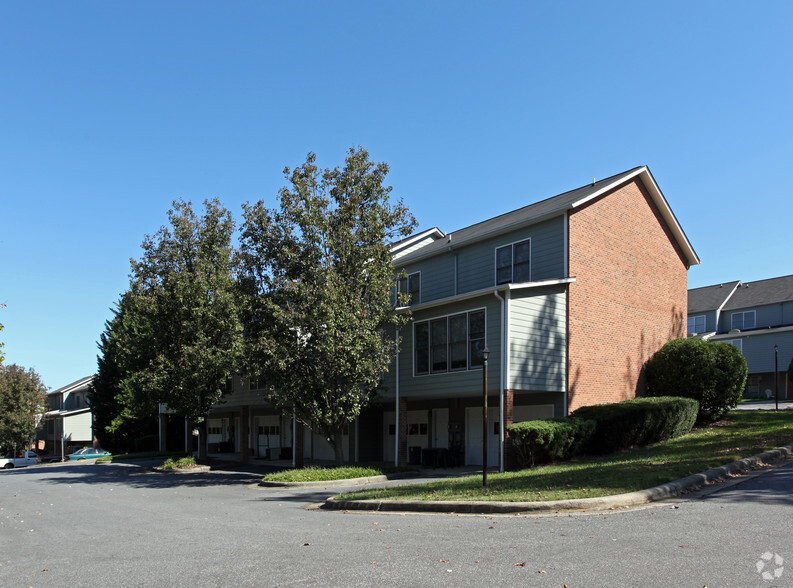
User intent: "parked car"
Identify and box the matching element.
[67,447,111,461]
[0,450,39,469]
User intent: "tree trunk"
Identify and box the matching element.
[197,420,208,461]
[330,427,345,466]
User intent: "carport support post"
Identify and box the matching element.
[775,345,779,411]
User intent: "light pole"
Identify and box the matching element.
[482,346,490,487]
[774,345,779,412]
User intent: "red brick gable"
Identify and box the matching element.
[567,177,688,411]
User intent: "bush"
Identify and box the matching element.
[161,456,196,470]
[645,338,747,423]
[571,396,698,455]
[507,418,595,468]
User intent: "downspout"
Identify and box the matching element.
[395,328,400,467]
[493,289,507,472]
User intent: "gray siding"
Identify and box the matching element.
[721,330,793,374]
[385,295,503,400]
[455,216,565,294]
[508,287,567,392]
[395,216,566,303]
[718,302,793,333]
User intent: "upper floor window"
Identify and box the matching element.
[414,309,486,375]
[731,310,756,331]
[397,272,420,305]
[687,315,706,334]
[495,239,530,285]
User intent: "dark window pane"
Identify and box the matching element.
[431,318,448,372]
[496,245,512,284]
[415,322,429,374]
[469,310,485,368]
[408,273,420,305]
[513,240,530,282]
[449,314,467,370]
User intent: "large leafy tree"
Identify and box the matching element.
[89,294,159,454]
[0,364,47,451]
[239,147,416,464]
[126,199,243,458]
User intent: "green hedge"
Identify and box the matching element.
[507,417,596,468]
[570,396,698,455]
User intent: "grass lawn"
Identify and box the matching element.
[263,464,415,483]
[336,410,793,503]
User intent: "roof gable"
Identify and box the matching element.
[395,166,699,266]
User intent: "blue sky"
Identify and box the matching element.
[2,2,791,389]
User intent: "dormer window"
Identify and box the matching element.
[731,310,756,330]
[397,272,420,305]
[495,239,530,285]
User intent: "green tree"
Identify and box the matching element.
[89,294,159,454]
[645,338,747,423]
[0,303,6,365]
[0,364,47,451]
[239,148,416,465]
[127,199,243,459]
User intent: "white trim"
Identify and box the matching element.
[391,228,444,258]
[563,211,569,277]
[715,281,741,331]
[711,324,793,339]
[396,277,576,314]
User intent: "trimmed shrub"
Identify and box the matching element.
[646,338,747,423]
[571,396,698,455]
[507,418,595,468]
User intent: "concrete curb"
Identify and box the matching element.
[154,465,212,474]
[324,443,793,514]
[260,471,419,488]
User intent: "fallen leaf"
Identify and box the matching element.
[488,526,495,529]
[514,562,526,567]
[385,546,391,549]
[440,559,449,563]
[303,543,311,546]
[537,569,546,573]
[679,545,690,548]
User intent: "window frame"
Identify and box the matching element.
[396,271,421,306]
[495,239,531,285]
[687,314,706,334]
[730,310,756,331]
[413,308,487,376]
[724,339,743,353]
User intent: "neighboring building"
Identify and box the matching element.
[208,165,698,468]
[38,375,96,456]
[688,275,793,399]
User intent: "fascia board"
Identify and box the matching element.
[396,277,575,314]
[711,324,793,339]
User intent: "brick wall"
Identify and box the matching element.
[567,178,688,411]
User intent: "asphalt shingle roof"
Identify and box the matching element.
[687,281,740,314]
[722,274,793,310]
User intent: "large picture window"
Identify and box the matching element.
[495,239,530,285]
[414,309,486,375]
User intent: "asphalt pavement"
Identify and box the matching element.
[2,455,793,586]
